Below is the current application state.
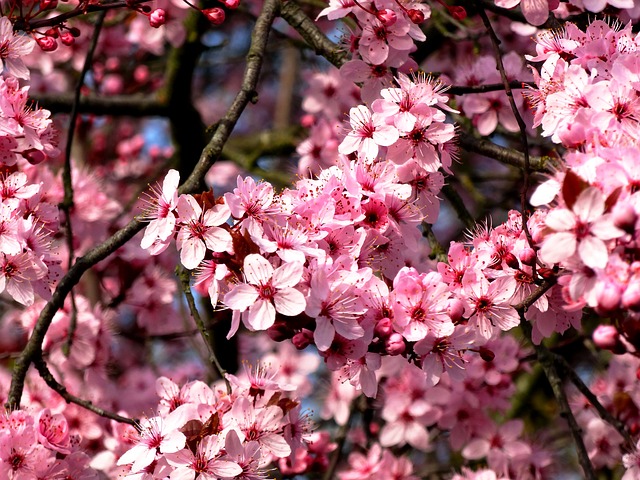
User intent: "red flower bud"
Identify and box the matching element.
[39,0,57,10]
[21,149,46,165]
[407,9,424,24]
[292,329,313,350]
[36,36,58,52]
[202,7,225,25]
[60,32,75,46]
[220,0,239,9]
[149,8,166,28]
[449,6,466,21]
[447,298,465,324]
[479,346,495,362]
[376,8,397,26]
[504,252,520,269]
[519,247,536,266]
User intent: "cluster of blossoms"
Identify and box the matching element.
[0,408,99,478]
[528,20,640,356]
[116,371,326,479]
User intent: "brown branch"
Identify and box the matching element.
[448,81,535,95]
[6,0,280,410]
[458,131,549,172]
[515,281,597,480]
[31,93,168,117]
[279,0,347,68]
[33,356,140,429]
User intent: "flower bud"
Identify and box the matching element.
[203,7,225,25]
[266,321,292,342]
[595,282,622,313]
[622,282,640,312]
[407,8,424,24]
[59,32,75,46]
[149,8,166,28]
[519,247,536,266]
[39,0,57,10]
[385,333,405,355]
[375,317,393,338]
[219,0,239,9]
[134,65,149,83]
[376,8,397,26]
[504,252,519,269]
[292,329,313,350]
[449,6,466,20]
[21,149,46,165]
[37,36,58,52]
[613,203,637,233]
[479,346,495,362]
[447,298,465,324]
[593,325,625,353]
[44,28,59,38]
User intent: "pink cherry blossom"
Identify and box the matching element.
[224,254,305,335]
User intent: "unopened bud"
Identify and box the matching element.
[21,149,46,165]
[613,203,637,233]
[202,7,225,25]
[504,252,519,269]
[447,298,465,324]
[375,317,393,338]
[479,346,495,362]
[37,36,58,51]
[376,8,397,26]
[68,27,81,37]
[593,325,625,353]
[449,6,466,21]
[385,333,405,355]
[622,282,640,312]
[292,329,313,350]
[219,0,239,9]
[595,282,622,313]
[407,9,424,24]
[44,28,59,38]
[519,247,536,266]
[266,321,291,342]
[59,32,75,46]
[39,0,57,9]
[149,8,166,28]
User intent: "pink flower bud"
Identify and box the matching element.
[134,65,149,83]
[447,298,465,324]
[407,9,424,24]
[266,321,292,342]
[292,329,313,350]
[595,282,622,313]
[37,36,58,52]
[385,333,405,355]
[202,7,225,25]
[519,247,536,266]
[220,0,239,9]
[613,203,637,233]
[623,282,640,312]
[376,8,397,26]
[593,325,625,353]
[375,317,393,338]
[149,8,166,28]
[60,32,75,46]
[39,0,57,10]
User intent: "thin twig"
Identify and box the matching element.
[422,222,447,263]
[448,81,534,95]
[33,356,140,429]
[515,282,597,480]
[457,131,549,172]
[61,11,105,358]
[6,0,280,410]
[322,401,355,480]
[177,266,231,394]
[475,3,536,273]
[553,352,634,448]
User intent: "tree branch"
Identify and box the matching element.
[33,356,140,429]
[6,0,280,410]
[31,93,168,117]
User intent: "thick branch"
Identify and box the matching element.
[31,93,168,117]
[6,0,280,409]
[280,0,347,68]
